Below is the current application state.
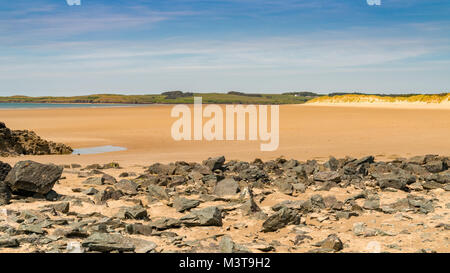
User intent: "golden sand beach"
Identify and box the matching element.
[1,103,450,253]
[1,104,450,166]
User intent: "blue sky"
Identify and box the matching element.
[0,0,449,95]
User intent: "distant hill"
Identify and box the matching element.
[0,92,320,105]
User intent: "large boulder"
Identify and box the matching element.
[4,161,63,194]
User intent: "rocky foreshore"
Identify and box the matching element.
[0,122,73,157]
[0,155,449,253]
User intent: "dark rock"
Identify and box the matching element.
[147,185,169,201]
[424,160,445,173]
[310,194,326,210]
[147,163,176,175]
[274,178,294,195]
[115,179,138,195]
[239,166,269,183]
[45,202,70,214]
[17,224,46,235]
[173,197,200,212]
[342,156,374,175]
[0,181,11,205]
[323,195,342,210]
[407,156,426,165]
[422,181,443,190]
[180,206,222,227]
[363,195,380,210]
[94,187,123,204]
[262,207,301,232]
[82,233,135,252]
[5,161,63,194]
[0,161,12,181]
[203,156,225,171]
[166,175,186,188]
[82,177,104,185]
[45,190,60,201]
[324,156,339,171]
[219,236,251,253]
[335,211,358,220]
[83,187,99,195]
[239,188,265,218]
[0,236,19,248]
[407,195,434,214]
[377,173,415,190]
[292,183,307,193]
[131,238,157,253]
[316,234,343,251]
[126,223,154,236]
[213,178,239,196]
[313,171,341,182]
[149,217,181,230]
[116,206,148,220]
[0,122,72,156]
[102,174,117,185]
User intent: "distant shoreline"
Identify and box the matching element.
[1,92,449,106]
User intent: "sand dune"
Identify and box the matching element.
[307,94,450,108]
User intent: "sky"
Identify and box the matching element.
[0,0,449,96]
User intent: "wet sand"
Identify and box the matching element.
[1,104,450,166]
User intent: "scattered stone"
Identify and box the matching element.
[0,182,11,205]
[45,202,70,214]
[83,177,104,186]
[180,206,223,227]
[0,161,12,181]
[116,206,148,220]
[213,178,239,197]
[102,174,117,185]
[173,197,200,212]
[0,236,19,248]
[83,187,99,196]
[147,185,170,201]
[262,208,300,232]
[82,233,135,252]
[313,171,341,182]
[115,179,138,195]
[363,195,380,210]
[316,234,343,251]
[203,156,225,171]
[377,173,415,190]
[219,236,251,253]
[94,187,123,204]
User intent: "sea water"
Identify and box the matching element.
[72,145,127,155]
